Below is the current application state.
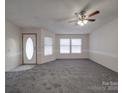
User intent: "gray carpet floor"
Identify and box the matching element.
[6,59,118,93]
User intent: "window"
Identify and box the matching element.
[60,38,82,54]
[60,39,70,54]
[44,37,52,56]
[71,39,81,53]
[26,37,34,60]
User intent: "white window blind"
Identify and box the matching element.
[60,39,70,54]
[60,38,82,54]
[71,39,81,53]
[44,37,53,56]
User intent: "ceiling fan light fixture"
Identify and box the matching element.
[83,20,88,24]
[77,20,84,26]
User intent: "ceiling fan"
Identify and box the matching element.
[69,10,100,26]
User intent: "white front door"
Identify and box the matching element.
[22,34,37,64]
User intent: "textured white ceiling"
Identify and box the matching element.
[6,0,118,34]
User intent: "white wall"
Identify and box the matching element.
[20,31,88,61]
[21,29,88,62]
[5,20,21,71]
[89,18,118,72]
[56,34,89,59]
[6,19,117,72]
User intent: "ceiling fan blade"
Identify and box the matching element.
[85,19,96,22]
[88,10,100,17]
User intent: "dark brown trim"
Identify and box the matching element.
[22,33,37,65]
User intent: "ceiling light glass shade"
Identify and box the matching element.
[77,20,84,26]
[83,20,88,24]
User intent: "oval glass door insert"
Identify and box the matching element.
[26,37,34,60]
